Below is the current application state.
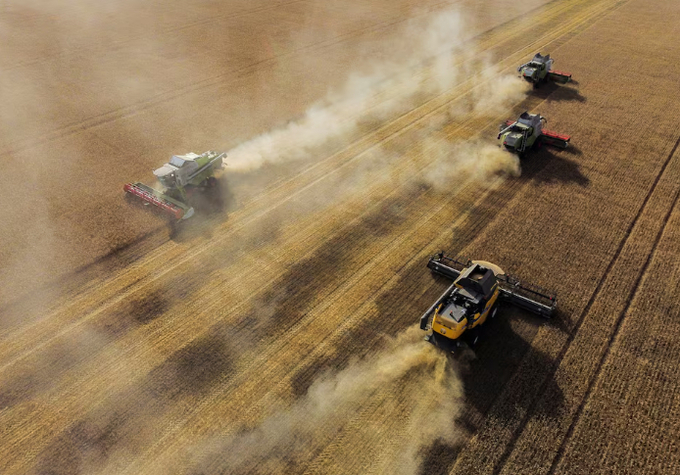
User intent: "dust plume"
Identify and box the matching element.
[226,6,529,174]
[471,71,532,116]
[181,326,463,474]
[421,139,522,191]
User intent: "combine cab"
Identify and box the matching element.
[518,53,572,86]
[419,253,556,351]
[497,111,571,156]
[124,151,226,221]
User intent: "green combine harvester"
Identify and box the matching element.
[497,111,571,157]
[518,53,572,86]
[124,150,226,220]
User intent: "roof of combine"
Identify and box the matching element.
[170,153,201,167]
[456,263,497,301]
[532,52,551,63]
[517,111,540,127]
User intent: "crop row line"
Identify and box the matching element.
[546,133,680,474]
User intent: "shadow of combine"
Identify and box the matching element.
[531,82,586,103]
[548,85,586,103]
[458,307,565,418]
[418,305,566,475]
[560,143,583,156]
[32,330,236,475]
[167,176,237,242]
[518,148,589,188]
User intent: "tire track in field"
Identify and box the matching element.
[550,202,680,474]
[490,138,672,471]
[546,134,680,474]
[487,98,680,472]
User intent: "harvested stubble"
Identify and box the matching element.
[3,0,680,474]
[450,1,680,474]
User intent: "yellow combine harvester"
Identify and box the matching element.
[419,253,556,351]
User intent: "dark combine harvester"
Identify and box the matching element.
[497,111,571,157]
[518,52,572,86]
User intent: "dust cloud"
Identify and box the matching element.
[422,139,522,191]
[226,7,529,175]
[182,326,463,475]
